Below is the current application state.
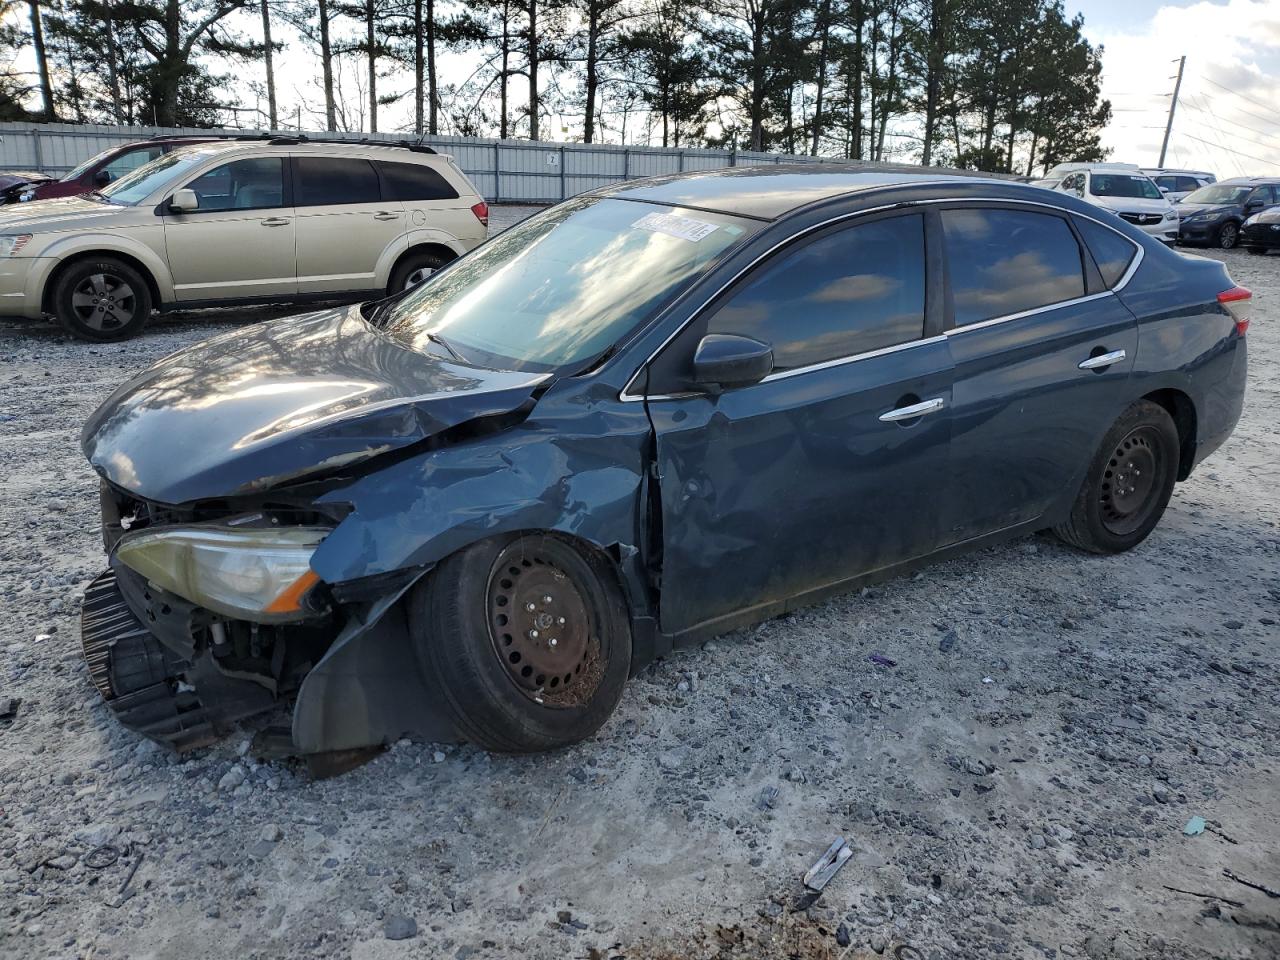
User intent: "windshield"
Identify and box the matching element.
[1089,174,1162,200]
[380,196,758,373]
[1183,184,1251,205]
[99,151,209,205]
[61,145,119,183]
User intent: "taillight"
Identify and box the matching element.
[1218,285,1252,335]
[471,201,489,228]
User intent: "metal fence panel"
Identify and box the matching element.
[0,122,929,203]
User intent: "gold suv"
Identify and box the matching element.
[0,137,489,340]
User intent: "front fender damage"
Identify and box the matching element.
[291,566,461,755]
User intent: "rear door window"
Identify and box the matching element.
[941,208,1086,327]
[294,157,380,206]
[1074,216,1139,288]
[376,161,459,201]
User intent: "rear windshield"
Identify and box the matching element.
[1089,174,1162,200]
[380,196,758,373]
[1183,184,1251,205]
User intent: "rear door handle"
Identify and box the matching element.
[373,211,401,221]
[1078,349,1126,370]
[261,217,291,227]
[879,397,946,422]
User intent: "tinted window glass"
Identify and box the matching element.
[295,157,379,206]
[942,209,1085,326]
[376,161,458,201]
[1177,177,1201,192]
[1154,176,1177,191]
[185,157,284,212]
[705,215,925,371]
[1075,216,1137,288]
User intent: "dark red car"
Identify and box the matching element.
[21,136,226,202]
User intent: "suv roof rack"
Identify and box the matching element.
[148,132,276,142]
[264,134,437,155]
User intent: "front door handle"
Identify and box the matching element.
[1078,348,1127,370]
[261,217,291,227]
[879,397,946,422]
[373,211,401,221]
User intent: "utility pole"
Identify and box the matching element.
[1158,55,1185,168]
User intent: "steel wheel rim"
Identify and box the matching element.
[1220,223,1237,248]
[71,272,136,331]
[486,546,601,707]
[403,266,434,290]
[1100,426,1164,536]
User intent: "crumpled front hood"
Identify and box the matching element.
[82,306,550,504]
[0,194,126,231]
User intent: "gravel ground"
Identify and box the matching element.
[0,229,1277,960]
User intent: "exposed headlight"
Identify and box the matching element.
[1164,210,1179,221]
[116,526,329,621]
[0,234,32,255]
[1244,213,1260,226]
[17,190,33,202]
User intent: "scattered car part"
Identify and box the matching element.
[802,837,853,892]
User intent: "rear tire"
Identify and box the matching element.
[52,257,152,341]
[1052,400,1180,555]
[408,533,632,753]
[1217,221,1239,249]
[388,249,452,294]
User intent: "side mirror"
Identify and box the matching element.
[692,334,774,389]
[93,169,112,187]
[169,188,199,213]
[1245,199,1264,212]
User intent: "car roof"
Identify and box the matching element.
[598,164,1011,220]
[1214,176,1280,185]
[165,139,450,163]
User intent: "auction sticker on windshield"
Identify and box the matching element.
[633,211,719,242]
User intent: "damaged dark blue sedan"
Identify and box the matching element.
[79,167,1249,760]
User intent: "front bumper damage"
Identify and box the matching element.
[81,483,460,757]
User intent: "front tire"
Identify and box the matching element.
[1217,221,1240,249]
[409,533,632,753]
[52,257,152,341]
[1052,400,1180,554]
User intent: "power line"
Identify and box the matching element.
[1177,131,1280,168]
[1187,94,1246,176]
[1183,99,1280,143]
[1180,101,1280,153]
[1194,78,1280,131]
[1200,76,1279,118]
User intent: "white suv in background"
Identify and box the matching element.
[0,137,489,340]
[1049,163,1179,244]
[1143,168,1216,203]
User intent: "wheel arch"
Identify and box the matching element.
[387,242,459,286]
[42,249,164,314]
[1142,387,1197,480]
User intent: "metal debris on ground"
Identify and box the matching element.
[83,844,120,869]
[756,785,780,811]
[868,652,896,668]
[802,837,852,892]
[1161,884,1245,908]
[1183,816,1206,836]
[0,697,19,722]
[1223,869,1280,899]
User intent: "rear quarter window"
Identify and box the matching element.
[376,161,460,201]
[1074,216,1138,289]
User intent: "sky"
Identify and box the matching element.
[13,0,1280,176]
[1072,0,1280,175]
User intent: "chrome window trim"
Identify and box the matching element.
[620,193,1147,403]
